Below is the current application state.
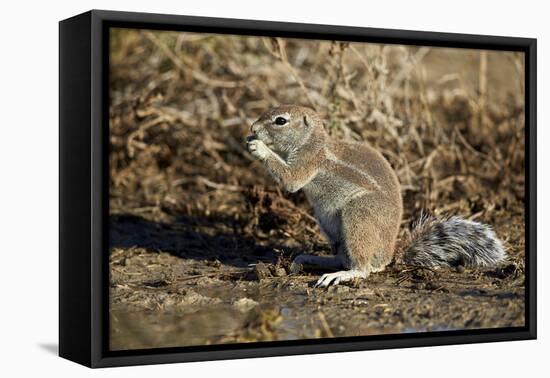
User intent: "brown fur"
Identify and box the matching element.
[247,105,403,286]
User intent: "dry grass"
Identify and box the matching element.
[108,28,526,348]
[109,28,525,264]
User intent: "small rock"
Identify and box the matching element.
[289,262,303,274]
[233,297,259,312]
[425,282,437,290]
[413,268,436,281]
[206,259,222,268]
[456,265,465,273]
[270,265,287,277]
[335,286,350,294]
[253,262,272,281]
[179,289,222,306]
[195,276,223,286]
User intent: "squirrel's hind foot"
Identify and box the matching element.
[314,270,368,288]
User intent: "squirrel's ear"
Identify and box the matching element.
[303,114,312,127]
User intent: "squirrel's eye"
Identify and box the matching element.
[274,117,288,126]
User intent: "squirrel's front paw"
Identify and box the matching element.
[247,139,270,160]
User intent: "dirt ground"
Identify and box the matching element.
[108,29,526,350]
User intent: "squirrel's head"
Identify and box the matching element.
[249,105,323,156]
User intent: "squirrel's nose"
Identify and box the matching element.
[251,122,260,134]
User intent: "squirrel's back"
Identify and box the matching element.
[302,137,402,220]
[325,139,401,195]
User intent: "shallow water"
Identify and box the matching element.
[110,258,525,351]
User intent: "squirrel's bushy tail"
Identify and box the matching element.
[402,214,506,268]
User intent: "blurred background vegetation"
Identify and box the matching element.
[108,28,525,349]
[110,28,524,257]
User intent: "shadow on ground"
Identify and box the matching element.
[38,343,58,356]
[110,214,294,268]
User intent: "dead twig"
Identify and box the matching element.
[143,31,243,89]
[275,38,317,109]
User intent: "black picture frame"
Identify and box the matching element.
[59,9,537,368]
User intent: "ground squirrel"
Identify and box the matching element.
[247,105,506,287]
